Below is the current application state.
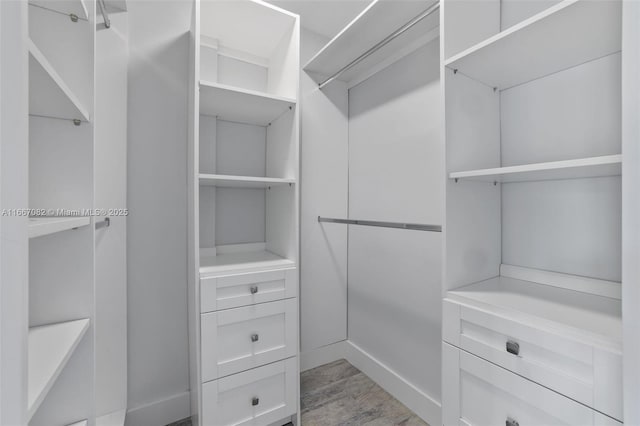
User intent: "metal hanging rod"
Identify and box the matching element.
[318,1,440,89]
[95,217,110,230]
[98,0,111,28]
[318,216,441,232]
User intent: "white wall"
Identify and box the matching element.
[300,28,349,353]
[347,39,443,405]
[126,1,192,424]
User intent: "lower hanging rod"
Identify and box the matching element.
[318,216,441,232]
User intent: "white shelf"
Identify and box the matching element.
[445,0,621,89]
[28,319,90,420]
[67,421,88,426]
[29,39,90,122]
[447,276,621,351]
[303,0,439,85]
[449,154,621,183]
[199,81,295,126]
[29,0,88,20]
[200,250,295,276]
[29,217,91,238]
[199,174,295,188]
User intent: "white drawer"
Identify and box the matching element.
[202,357,297,426]
[442,343,621,426]
[201,268,297,313]
[443,300,622,421]
[201,298,298,381]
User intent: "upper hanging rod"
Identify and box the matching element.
[98,0,111,28]
[318,216,442,232]
[318,1,440,89]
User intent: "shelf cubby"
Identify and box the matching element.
[449,154,621,183]
[28,319,90,420]
[445,0,621,90]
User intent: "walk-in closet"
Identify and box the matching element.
[0,0,638,425]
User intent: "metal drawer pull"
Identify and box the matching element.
[250,286,259,294]
[252,396,259,406]
[506,417,519,426]
[251,333,259,342]
[506,340,520,356]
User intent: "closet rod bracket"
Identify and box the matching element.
[95,217,110,230]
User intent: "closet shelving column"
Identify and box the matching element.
[188,1,300,425]
[442,0,624,424]
[27,0,95,425]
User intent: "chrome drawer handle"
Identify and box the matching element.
[506,417,519,426]
[252,396,259,406]
[251,333,259,342]
[506,340,520,356]
[250,286,259,294]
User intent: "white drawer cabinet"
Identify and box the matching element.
[442,343,621,426]
[202,357,298,426]
[201,268,298,313]
[443,300,622,421]
[201,298,298,381]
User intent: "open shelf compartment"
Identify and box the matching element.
[29,39,90,122]
[303,0,439,86]
[449,155,621,183]
[199,82,295,127]
[28,319,90,420]
[445,0,622,90]
[199,174,295,188]
[200,248,295,275]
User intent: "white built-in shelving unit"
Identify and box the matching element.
[442,0,628,424]
[188,1,300,425]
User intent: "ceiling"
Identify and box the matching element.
[266,0,372,39]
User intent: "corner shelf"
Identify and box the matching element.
[200,250,295,276]
[199,81,295,126]
[29,39,90,122]
[303,0,438,86]
[444,0,621,89]
[449,154,621,183]
[29,0,88,20]
[28,319,90,420]
[29,217,91,238]
[199,174,295,188]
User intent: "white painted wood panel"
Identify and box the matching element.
[216,120,266,177]
[299,29,348,352]
[502,177,621,282]
[201,357,297,426]
[200,268,297,312]
[215,188,265,246]
[442,0,500,60]
[201,298,297,381]
[218,55,268,93]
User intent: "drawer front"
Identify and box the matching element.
[443,300,622,420]
[201,268,297,313]
[202,357,297,426]
[201,298,298,381]
[442,343,621,426]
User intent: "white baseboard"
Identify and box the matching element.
[300,340,348,371]
[344,341,442,426]
[125,391,190,426]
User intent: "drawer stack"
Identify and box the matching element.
[199,267,299,426]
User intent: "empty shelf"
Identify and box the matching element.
[200,250,295,275]
[199,82,295,126]
[29,0,88,20]
[449,155,621,183]
[303,0,439,85]
[28,319,90,420]
[445,0,621,89]
[29,217,91,238]
[447,276,621,350]
[29,39,90,122]
[67,421,88,426]
[199,174,295,188]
